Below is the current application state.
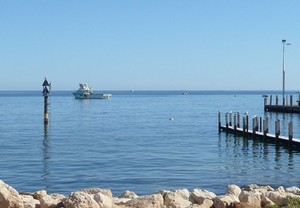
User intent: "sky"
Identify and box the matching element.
[0,1,300,90]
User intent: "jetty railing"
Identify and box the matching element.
[218,111,300,147]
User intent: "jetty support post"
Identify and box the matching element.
[286,95,288,106]
[218,111,221,132]
[275,120,280,142]
[237,112,240,128]
[242,116,245,133]
[288,121,293,143]
[234,113,237,132]
[225,113,229,130]
[290,95,293,107]
[42,78,51,125]
[246,113,249,133]
[259,117,262,132]
[229,112,232,126]
[276,95,278,106]
[252,117,256,135]
[270,95,272,105]
[253,116,258,135]
[264,96,267,107]
[263,116,269,137]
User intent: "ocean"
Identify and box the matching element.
[0,90,299,196]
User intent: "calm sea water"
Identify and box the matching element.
[0,90,300,196]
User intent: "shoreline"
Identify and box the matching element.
[1,180,300,208]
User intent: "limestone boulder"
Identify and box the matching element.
[226,185,241,197]
[80,188,113,198]
[277,186,285,195]
[40,193,65,208]
[63,191,99,208]
[20,195,39,208]
[190,188,216,205]
[0,180,24,208]
[117,193,164,208]
[286,186,300,195]
[164,189,193,208]
[244,184,274,193]
[33,190,48,200]
[264,191,288,206]
[187,198,213,208]
[94,192,113,208]
[213,194,239,208]
[238,191,261,208]
[260,194,275,208]
[118,190,138,199]
[227,202,256,208]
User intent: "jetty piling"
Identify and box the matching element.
[289,121,293,142]
[237,112,240,128]
[218,111,300,148]
[42,78,51,124]
[234,113,237,131]
[263,116,269,136]
[275,120,280,142]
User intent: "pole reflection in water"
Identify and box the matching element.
[42,123,50,191]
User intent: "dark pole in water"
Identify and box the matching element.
[42,78,51,124]
[275,120,280,142]
[288,121,293,143]
[218,111,221,132]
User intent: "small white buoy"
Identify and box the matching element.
[169,117,174,121]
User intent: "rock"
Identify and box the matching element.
[238,191,261,208]
[80,188,113,198]
[264,191,288,206]
[244,184,274,193]
[0,180,24,208]
[227,202,256,208]
[213,194,239,208]
[94,192,113,208]
[277,186,285,194]
[226,185,242,197]
[40,193,65,208]
[190,189,216,204]
[189,198,213,208]
[286,186,300,195]
[164,189,193,208]
[63,191,99,208]
[20,195,39,208]
[33,190,48,200]
[260,195,275,208]
[113,197,131,205]
[116,194,164,208]
[118,190,138,199]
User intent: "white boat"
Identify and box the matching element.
[72,83,112,99]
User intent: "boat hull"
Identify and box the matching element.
[73,93,112,99]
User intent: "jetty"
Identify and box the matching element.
[218,111,300,148]
[263,94,300,113]
[262,39,300,113]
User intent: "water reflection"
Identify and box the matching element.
[218,132,299,181]
[42,124,50,190]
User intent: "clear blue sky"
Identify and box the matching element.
[1,1,299,90]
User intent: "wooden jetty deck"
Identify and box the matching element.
[218,112,300,148]
[263,94,300,113]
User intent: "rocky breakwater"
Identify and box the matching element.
[1,180,300,208]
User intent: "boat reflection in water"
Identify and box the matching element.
[72,83,112,99]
